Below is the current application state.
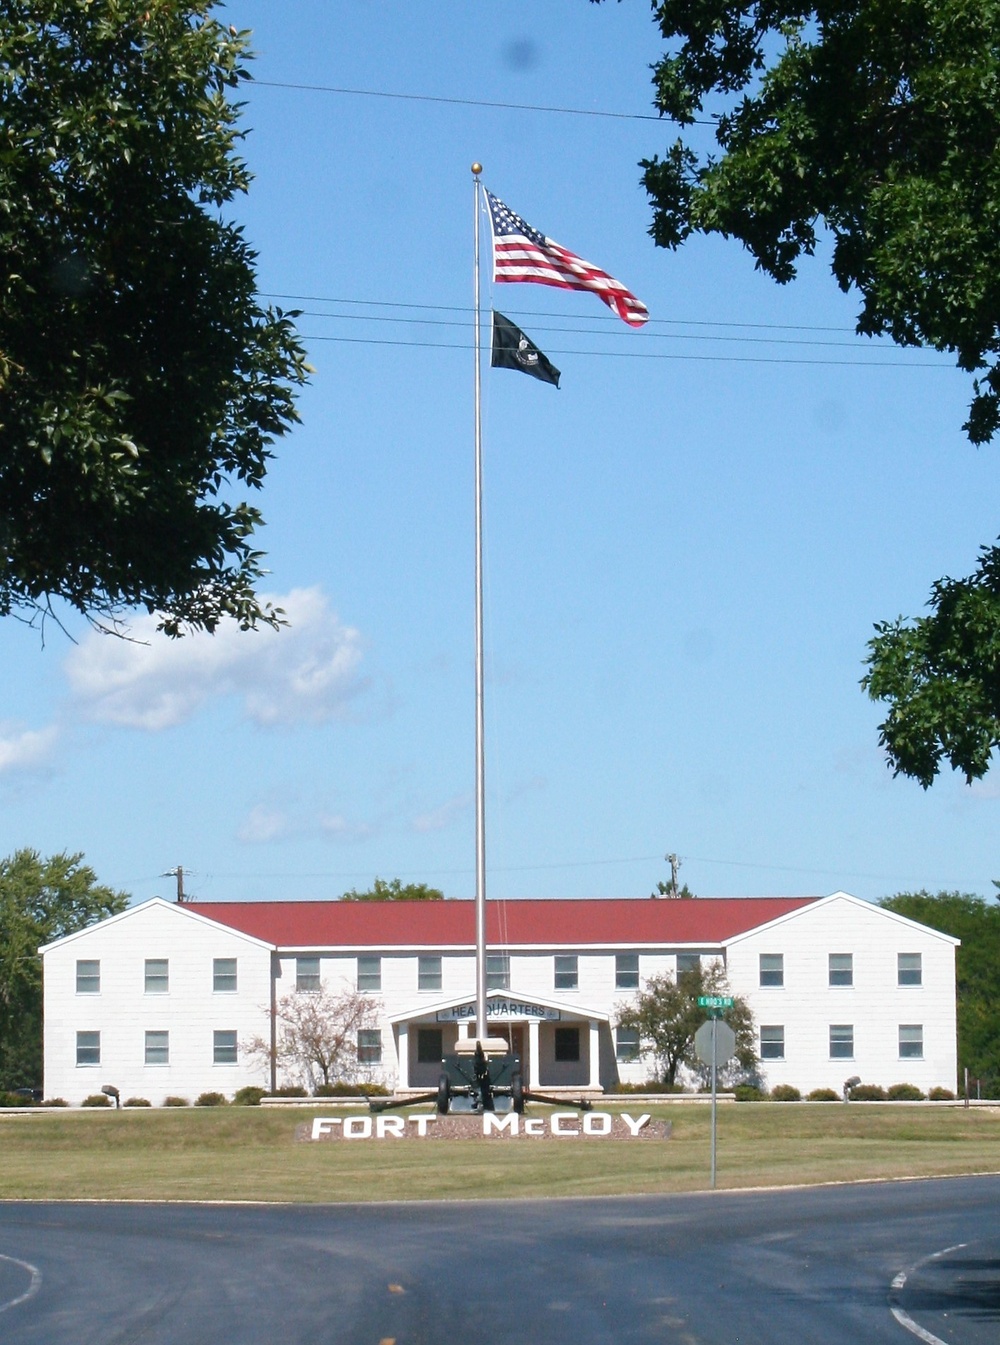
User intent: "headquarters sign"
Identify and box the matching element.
[437,997,561,1023]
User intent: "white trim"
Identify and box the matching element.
[722,891,961,949]
[39,897,277,955]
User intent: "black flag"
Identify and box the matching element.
[491,311,560,387]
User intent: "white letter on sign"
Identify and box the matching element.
[376,1116,405,1138]
[483,1113,518,1136]
[311,1117,340,1139]
[409,1114,435,1136]
[523,1117,545,1136]
[582,1112,612,1135]
[622,1113,650,1136]
[343,1116,372,1139]
[551,1112,579,1136]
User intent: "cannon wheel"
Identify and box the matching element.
[436,1072,451,1115]
[512,1070,525,1114]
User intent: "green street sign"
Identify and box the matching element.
[697,995,734,1009]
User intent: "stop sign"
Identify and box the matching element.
[694,1018,736,1067]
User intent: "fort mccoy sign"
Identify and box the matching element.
[307,1112,671,1141]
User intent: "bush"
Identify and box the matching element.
[124,1097,151,1108]
[929,1086,956,1101]
[163,1095,189,1107]
[233,1086,267,1107]
[608,1080,688,1094]
[42,1097,69,1107]
[195,1092,228,1107]
[806,1088,840,1102]
[733,1084,768,1101]
[269,1084,308,1098]
[848,1083,886,1101]
[313,1081,392,1097]
[770,1084,801,1102]
[81,1093,111,1107]
[887,1083,925,1101]
[0,1091,34,1106]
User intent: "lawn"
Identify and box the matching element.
[0,1103,998,1203]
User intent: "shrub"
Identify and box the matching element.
[313,1081,392,1097]
[929,1086,956,1101]
[733,1084,768,1101]
[163,1096,189,1107]
[195,1092,228,1107]
[0,1091,34,1107]
[806,1088,840,1102]
[608,1080,688,1094]
[124,1097,151,1108]
[233,1086,267,1107]
[848,1083,886,1101]
[770,1083,801,1102]
[269,1084,308,1098]
[81,1093,111,1107]
[42,1098,69,1107]
[887,1083,925,1101]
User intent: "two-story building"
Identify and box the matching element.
[40,891,958,1104]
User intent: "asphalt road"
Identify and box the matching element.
[0,1176,997,1344]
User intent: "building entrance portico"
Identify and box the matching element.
[390,990,609,1093]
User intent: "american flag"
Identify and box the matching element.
[485,190,649,328]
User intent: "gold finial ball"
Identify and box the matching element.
[471,162,483,176]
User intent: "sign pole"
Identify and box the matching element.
[710,1015,718,1189]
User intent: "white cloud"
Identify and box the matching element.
[412,793,472,833]
[64,587,367,730]
[0,722,59,775]
[237,804,293,844]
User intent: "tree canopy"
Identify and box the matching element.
[0,849,128,1090]
[615,961,756,1087]
[598,0,1000,784]
[245,986,378,1092]
[880,889,1000,1092]
[0,0,309,636]
[339,877,445,902]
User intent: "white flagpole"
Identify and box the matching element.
[471,162,487,1044]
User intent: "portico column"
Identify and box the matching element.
[528,1019,541,1089]
[397,1022,409,1091]
[588,1019,601,1090]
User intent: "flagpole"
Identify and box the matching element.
[471,162,487,1045]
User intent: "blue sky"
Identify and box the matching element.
[2,1,997,907]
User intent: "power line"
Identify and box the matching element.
[253,78,714,126]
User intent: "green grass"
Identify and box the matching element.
[1,1103,998,1203]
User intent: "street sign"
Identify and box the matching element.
[697,995,734,1009]
[694,1019,736,1067]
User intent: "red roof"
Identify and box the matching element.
[191,897,816,949]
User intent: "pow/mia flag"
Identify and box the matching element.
[490,311,560,388]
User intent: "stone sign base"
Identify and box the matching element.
[300,1111,672,1141]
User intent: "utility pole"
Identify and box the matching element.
[163,866,187,903]
[667,853,681,898]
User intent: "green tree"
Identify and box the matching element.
[0,1,309,636]
[340,877,445,902]
[596,0,1000,784]
[0,849,128,1089]
[880,889,1000,1092]
[616,962,755,1087]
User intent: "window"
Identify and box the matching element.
[418,955,442,992]
[357,955,382,992]
[899,1025,924,1059]
[829,954,853,987]
[76,1030,100,1066]
[296,956,320,992]
[358,1029,382,1065]
[759,954,784,988]
[554,954,578,991]
[76,960,100,994]
[677,953,701,976]
[213,1030,238,1064]
[760,1025,785,1060]
[213,958,237,993]
[829,1024,854,1059]
[486,953,510,991]
[144,958,169,994]
[615,954,639,989]
[615,1026,639,1062]
[417,1028,443,1064]
[554,1027,580,1062]
[145,1030,169,1065]
[898,953,922,987]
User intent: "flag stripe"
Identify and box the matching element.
[486,190,648,328]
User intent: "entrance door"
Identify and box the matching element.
[491,1024,525,1073]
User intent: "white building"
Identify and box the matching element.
[40,891,958,1104]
